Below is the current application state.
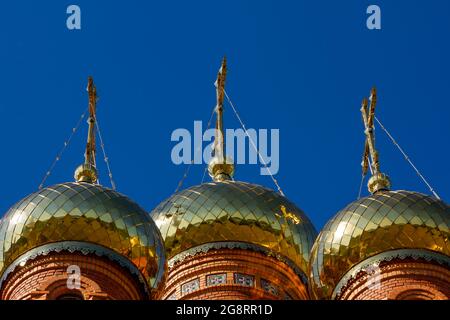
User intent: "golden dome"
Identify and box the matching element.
[309,190,450,299]
[0,182,166,293]
[151,180,317,275]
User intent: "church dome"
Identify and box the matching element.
[309,88,450,299]
[0,77,166,296]
[151,180,317,275]
[309,190,450,299]
[0,182,166,291]
[152,58,317,279]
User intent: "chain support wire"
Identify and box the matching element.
[38,109,88,189]
[39,108,117,191]
[375,116,441,200]
[94,117,116,190]
[174,105,216,193]
[223,90,285,196]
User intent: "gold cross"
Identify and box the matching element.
[361,87,379,176]
[275,205,301,225]
[360,87,391,194]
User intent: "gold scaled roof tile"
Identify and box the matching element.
[308,190,450,299]
[151,180,317,275]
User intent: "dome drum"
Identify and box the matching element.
[331,248,450,299]
[168,241,308,284]
[0,241,151,295]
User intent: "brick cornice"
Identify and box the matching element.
[332,248,450,299]
[334,256,450,300]
[0,251,149,300]
[163,247,309,300]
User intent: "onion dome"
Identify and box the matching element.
[309,88,450,299]
[152,180,317,275]
[0,77,166,295]
[309,190,450,299]
[151,58,317,278]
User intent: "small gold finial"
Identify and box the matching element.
[74,76,98,184]
[208,57,235,182]
[360,87,391,193]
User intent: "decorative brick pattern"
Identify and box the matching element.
[167,292,177,300]
[161,248,309,300]
[284,293,293,300]
[207,274,226,286]
[234,273,254,287]
[0,252,149,300]
[181,279,200,295]
[261,279,278,296]
[336,259,450,300]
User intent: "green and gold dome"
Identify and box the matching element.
[0,182,167,292]
[308,88,450,299]
[0,77,166,295]
[151,58,317,278]
[152,180,317,275]
[309,189,450,299]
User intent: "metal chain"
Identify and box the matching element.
[38,109,88,189]
[357,173,365,199]
[174,105,216,193]
[175,160,194,193]
[224,90,285,196]
[94,117,116,190]
[200,162,209,184]
[375,116,441,200]
[200,106,217,184]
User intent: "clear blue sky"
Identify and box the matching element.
[0,1,449,230]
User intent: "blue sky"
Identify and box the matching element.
[0,1,449,230]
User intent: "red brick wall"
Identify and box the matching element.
[162,248,309,300]
[337,259,450,300]
[0,252,148,300]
